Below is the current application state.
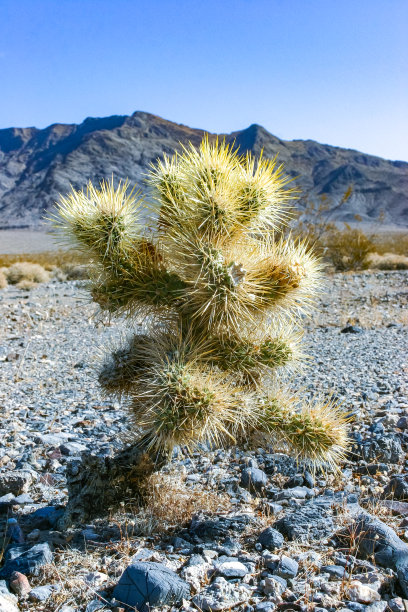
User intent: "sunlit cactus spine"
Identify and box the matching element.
[53,138,349,523]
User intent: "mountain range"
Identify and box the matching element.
[0,111,407,229]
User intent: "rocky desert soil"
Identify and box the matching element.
[0,270,407,612]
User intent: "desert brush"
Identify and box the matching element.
[52,137,349,523]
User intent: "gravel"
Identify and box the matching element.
[0,270,407,610]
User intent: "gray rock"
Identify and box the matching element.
[341,325,364,334]
[276,486,313,500]
[25,506,65,530]
[384,475,408,500]
[388,597,405,612]
[365,603,387,612]
[273,502,335,542]
[240,467,268,493]
[264,453,298,477]
[59,441,88,456]
[0,543,53,579]
[321,564,349,580]
[0,471,33,496]
[189,513,259,541]
[359,434,403,464]
[257,527,284,550]
[85,600,106,612]
[267,555,298,579]
[28,585,54,602]
[113,561,190,611]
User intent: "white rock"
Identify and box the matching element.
[0,593,19,612]
[181,563,211,592]
[216,560,248,578]
[347,580,381,604]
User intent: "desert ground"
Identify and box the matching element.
[0,270,407,611]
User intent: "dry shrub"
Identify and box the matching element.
[0,270,7,289]
[324,227,374,271]
[134,472,231,536]
[62,263,89,280]
[15,279,38,290]
[368,252,408,270]
[6,262,50,284]
[371,232,408,256]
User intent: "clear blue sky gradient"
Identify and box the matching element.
[0,0,407,160]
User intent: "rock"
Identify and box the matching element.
[189,513,259,541]
[358,434,403,464]
[365,602,387,612]
[28,585,54,602]
[24,506,65,530]
[341,325,364,334]
[6,519,24,544]
[9,572,31,598]
[388,597,405,612]
[85,600,106,612]
[273,502,335,542]
[59,441,88,456]
[240,467,268,493]
[257,527,284,550]
[346,580,381,604]
[262,575,287,596]
[276,486,313,500]
[0,471,33,496]
[264,454,298,477]
[384,475,408,500]
[256,603,276,612]
[0,593,18,612]
[181,558,211,591]
[284,474,304,488]
[192,576,251,611]
[321,565,349,580]
[0,543,53,579]
[218,537,241,556]
[267,555,298,579]
[397,417,408,430]
[113,562,190,612]
[216,560,248,578]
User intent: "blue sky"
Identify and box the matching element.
[0,0,407,160]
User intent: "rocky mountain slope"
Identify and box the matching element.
[0,111,407,228]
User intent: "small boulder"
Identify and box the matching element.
[267,555,298,579]
[216,560,248,578]
[257,527,284,550]
[0,471,33,496]
[0,543,53,579]
[347,580,381,604]
[113,561,190,612]
[9,572,31,598]
[240,467,268,494]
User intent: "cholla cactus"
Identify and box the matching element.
[54,138,349,523]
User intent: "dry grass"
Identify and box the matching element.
[133,471,232,535]
[0,249,83,270]
[368,252,408,270]
[0,270,7,289]
[371,232,408,256]
[6,262,50,285]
